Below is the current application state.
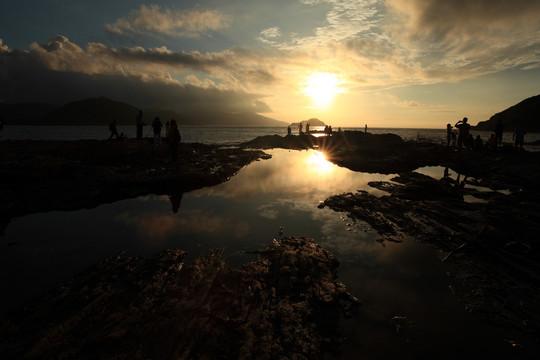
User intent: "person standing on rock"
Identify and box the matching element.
[108,119,119,140]
[152,116,163,146]
[454,117,470,149]
[167,119,181,162]
[298,123,303,135]
[513,125,526,151]
[446,123,453,147]
[494,119,504,147]
[136,110,144,140]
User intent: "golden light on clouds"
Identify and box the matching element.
[302,72,346,109]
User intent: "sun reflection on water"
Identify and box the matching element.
[306,151,334,175]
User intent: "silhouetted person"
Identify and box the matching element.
[152,116,163,146]
[328,125,332,134]
[108,119,119,140]
[513,125,526,151]
[365,124,367,133]
[306,122,310,135]
[488,134,496,150]
[454,117,470,149]
[474,135,483,152]
[169,193,183,213]
[494,119,504,147]
[298,123,303,135]
[446,123,453,146]
[287,126,291,135]
[167,119,181,162]
[136,110,144,140]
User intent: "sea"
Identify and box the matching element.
[1,125,539,150]
[1,125,538,358]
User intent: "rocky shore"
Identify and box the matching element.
[2,131,540,357]
[0,139,269,234]
[244,131,540,353]
[0,237,360,359]
[317,132,540,352]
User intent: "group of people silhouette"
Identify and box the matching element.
[446,117,526,151]
[107,110,182,161]
[287,123,336,136]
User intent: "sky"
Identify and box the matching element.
[1,0,539,128]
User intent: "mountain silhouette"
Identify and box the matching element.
[43,97,139,125]
[1,97,287,127]
[474,94,540,132]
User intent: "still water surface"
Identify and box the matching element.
[1,148,516,358]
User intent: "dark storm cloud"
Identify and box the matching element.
[0,38,271,114]
[382,0,540,80]
[86,43,228,71]
[388,0,540,44]
[22,35,229,73]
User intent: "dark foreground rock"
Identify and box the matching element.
[0,139,269,234]
[319,170,540,353]
[0,237,360,360]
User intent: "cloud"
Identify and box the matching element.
[385,0,540,76]
[382,93,430,108]
[0,39,8,52]
[280,0,382,49]
[386,0,540,43]
[257,27,282,44]
[0,35,278,86]
[104,5,230,39]
[254,0,540,89]
[0,36,272,115]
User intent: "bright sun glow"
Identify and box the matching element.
[307,151,334,174]
[302,72,345,108]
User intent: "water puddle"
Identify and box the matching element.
[414,165,512,203]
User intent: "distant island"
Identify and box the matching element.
[0,96,288,127]
[290,118,326,127]
[473,94,540,132]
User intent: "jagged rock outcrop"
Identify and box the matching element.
[319,171,540,351]
[0,237,360,360]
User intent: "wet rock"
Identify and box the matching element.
[0,237,360,360]
[319,168,540,350]
[369,172,463,201]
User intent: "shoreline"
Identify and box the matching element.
[0,138,269,234]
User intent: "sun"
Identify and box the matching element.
[302,72,345,108]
